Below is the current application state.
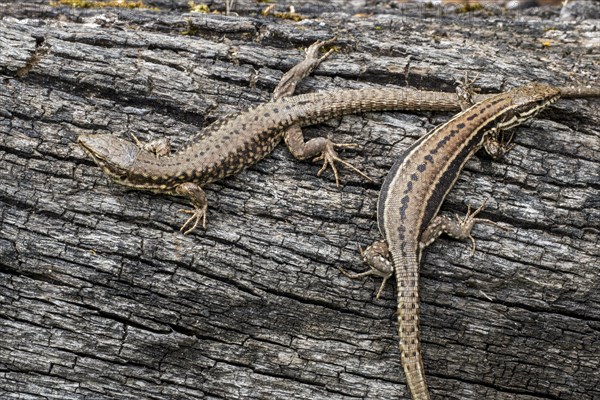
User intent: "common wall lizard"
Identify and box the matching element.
[345,83,600,399]
[77,40,600,397]
[77,39,472,234]
[78,39,599,235]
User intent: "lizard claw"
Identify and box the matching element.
[339,265,390,299]
[455,71,481,110]
[305,36,337,63]
[339,241,393,299]
[455,198,508,256]
[312,141,373,186]
[178,206,207,235]
[175,182,208,235]
[483,128,516,159]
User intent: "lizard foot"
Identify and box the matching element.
[455,71,481,110]
[453,198,506,256]
[313,141,373,186]
[273,37,337,100]
[420,198,509,254]
[483,128,516,159]
[175,182,208,234]
[178,206,207,235]
[304,37,337,64]
[130,133,171,157]
[339,241,392,299]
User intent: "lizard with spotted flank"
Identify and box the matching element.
[77,39,600,398]
[79,39,598,235]
[78,39,474,233]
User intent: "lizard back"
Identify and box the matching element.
[377,83,560,399]
[101,88,465,192]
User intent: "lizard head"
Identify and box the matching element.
[489,83,561,134]
[510,83,561,117]
[78,134,139,181]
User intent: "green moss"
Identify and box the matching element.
[456,3,484,13]
[188,1,210,13]
[181,19,199,36]
[271,11,304,21]
[51,0,148,8]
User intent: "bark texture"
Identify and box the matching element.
[1,1,599,399]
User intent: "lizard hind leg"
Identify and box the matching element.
[339,240,393,299]
[285,131,373,186]
[273,37,337,100]
[273,38,373,186]
[313,140,373,186]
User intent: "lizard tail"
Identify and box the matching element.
[396,255,431,400]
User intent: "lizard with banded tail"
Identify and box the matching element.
[78,39,599,236]
[341,82,600,399]
[78,39,472,233]
[77,38,600,397]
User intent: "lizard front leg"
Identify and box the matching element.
[420,198,502,254]
[344,200,501,296]
[483,127,516,159]
[175,182,208,234]
[131,134,209,234]
[130,133,171,157]
[272,38,336,100]
[274,38,372,186]
[455,75,516,160]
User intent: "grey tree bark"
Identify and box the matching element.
[1,1,599,399]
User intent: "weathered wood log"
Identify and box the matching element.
[1,1,599,399]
